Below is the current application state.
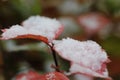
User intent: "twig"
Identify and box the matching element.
[49,43,60,72]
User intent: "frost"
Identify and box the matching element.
[53,38,110,79]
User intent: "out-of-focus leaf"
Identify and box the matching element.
[59,17,82,38]
[57,0,92,15]
[13,70,42,80]
[78,13,110,36]
[10,0,41,18]
[105,0,120,13]
[101,36,120,56]
[97,0,120,19]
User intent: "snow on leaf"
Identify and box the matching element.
[45,73,56,80]
[13,70,69,80]
[45,72,69,80]
[1,25,28,40]
[15,73,27,80]
[1,29,8,32]
[1,16,63,43]
[70,63,111,79]
[78,13,110,35]
[53,38,111,79]
[22,16,63,42]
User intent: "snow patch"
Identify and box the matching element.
[1,16,62,42]
[53,38,110,78]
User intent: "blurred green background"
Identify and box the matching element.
[0,0,120,80]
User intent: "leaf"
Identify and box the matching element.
[14,70,42,80]
[14,71,69,80]
[53,38,111,79]
[101,36,120,56]
[1,16,63,43]
[69,63,111,80]
[10,0,41,18]
[44,72,69,80]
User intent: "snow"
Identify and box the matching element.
[18,76,27,80]
[1,25,27,39]
[53,38,110,78]
[70,63,110,79]
[45,72,69,80]
[1,16,62,42]
[22,16,62,41]
[45,73,56,80]
[53,38,108,69]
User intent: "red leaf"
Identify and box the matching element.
[15,73,26,80]
[0,16,63,43]
[14,71,69,80]
[14,34,48,44]
[15,70,42,80]
[69,63,111,80]
[44,72,69,80]
[55,25,64,39]
[53,38,111,79]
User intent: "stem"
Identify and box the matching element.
[49,43,60,72]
